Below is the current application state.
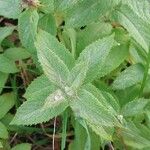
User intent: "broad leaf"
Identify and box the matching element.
[11,90,68,125]
[0,73,8,94]
[112,4,150,52]
[0,0,22,19]
[35,30,74,88]
[112,63,144,90]
[38,14,57,36]
[0,93,15,119]
[18,9,39,53]
[77,34,115,83]
[70,85,119,129]
[0,54,19,73]
[0,122,8,139]
[11,143,31,150]
[122,98,150,117]
[4,47,31,61]
[0,26,15,45]
[65,0,117,27]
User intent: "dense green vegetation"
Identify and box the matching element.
[0,0,150,149]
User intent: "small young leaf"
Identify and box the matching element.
[18,8,39,53]
[0,54,19,73]
[11,143,31,150]
[77,34,115,83]
[35,30,74,88]
[0,93,15,119]
[38,14,57,36]
[4,47,31,61]
[112,64,144,90]
[0,0,22,19]
[11,90,68,125]
[0,122,8,139]
[122,98,150,117]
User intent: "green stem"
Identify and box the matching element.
[139,50,150,97]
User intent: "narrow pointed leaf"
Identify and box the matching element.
[112,63,144,90]
[35,30,74,88]
[11,90,68,125]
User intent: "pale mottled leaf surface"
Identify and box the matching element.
[11,143,31,150]
[0,122,8,139]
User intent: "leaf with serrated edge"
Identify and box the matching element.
[77,34,115,83]
[11,90,68,125]
[35,30,74,88]
[24,75,57,101]
[112,63,144,90]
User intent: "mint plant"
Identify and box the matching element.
[0,0,150,149]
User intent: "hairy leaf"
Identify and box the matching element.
[0,0,22,19]
[112,64,144,90]
[11,90,68,125]
[18,9,39,53]
[77,34,115,83]
[113,4,150,52]
[35,30,74,88]
[122,98,150,117]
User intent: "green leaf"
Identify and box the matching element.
[39,0,54,13]
[122,98,150,117]
[76,22,112,56]
[0,0,22,19]
[0,54,19,73]
[67,61,88,90]
[77,34,115,83]
[0,72,8,94]
[0,122,8,139]
[11,89,68,125]
[35,30,74,88]
[0,26,15,45]
[38,14,57,36]
[24,75,57,101]
[112,64,144,90]
[0,141,2,148]
[112,4,150,52]
[98,43,129,77]
[55,0,80,11]
[4,47,31,61]
[0,93,15,119]
[18,8,39,53]
[11,143,31,150]
[121,122,150,149]
[70,85,119,129]
[65,0,117,27]
[123,0,150,24]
